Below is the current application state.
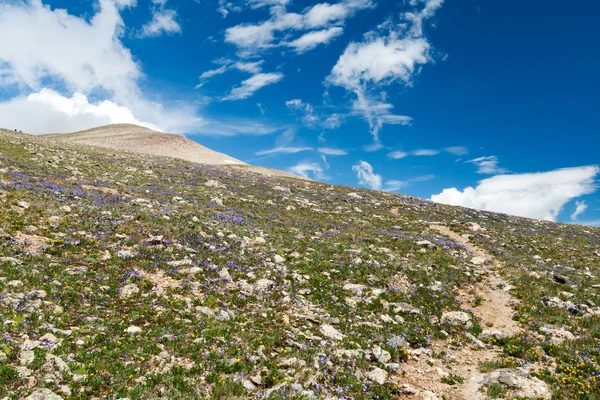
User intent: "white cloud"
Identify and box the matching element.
[288,27,343,53]
[304,3,350,28]
[318,147,347,155]
[431,166,600,221]
[384,180,408,191]
[444,146,468,156]
[139,8,181,38]
[352,160,382,190]
[222,72,284,101]
[0,0,201,133]
[289,162,325,179]
[388,146,468,159]
[224,0,372,55]
[412,149,440,156]
[570,200,587,221]
[388,150,408,159]
[327,0,443,147]
[255,146,312,156]
[466,156,507,174]
[199,66,229,80]
[0,89,160,134]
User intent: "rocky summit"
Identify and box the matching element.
[0,128,599,400]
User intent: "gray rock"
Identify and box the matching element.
[24,389,63,400]
[320,324,345,340]
[441,311,473,328]
[481,369,551,399]
[372,345,391,363]
[393,302,422,316]
[366,367,388,384]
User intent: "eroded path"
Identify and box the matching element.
[398,224,525,400]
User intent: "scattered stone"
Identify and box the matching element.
[441,311,473,329]
[480,369,551,399]
[366,367,388,384]
[553,274,568,284]
[320,324,345,340]
[125,326,142,334]
[119,283,139,298]
[24,389,63,400]
[372,345,391,363]
[393,302,422,316]
[343,283,368,296]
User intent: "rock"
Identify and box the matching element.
[19,350,35,365]
[393,302,422,316]
[273,186,291,194]
[320,324,345,340]
[117,249,134,258]
[372,345,391,363]
[540,325,576,343]
[343,283,368,296]
[388,274,413,293]
[480,369,551,399]
[242,379,256,390]
[254,278,275,292]
[366,367,388,384]
[466,222,483,232]
[347,192,363,199]
[39,333,61,349]
[253,236,266,244]
[416,240,436,249]
[119,283,139,298]
[204,180,224,188]
[219,268,232,281]
[480,328,507,340]
[421,391,440,400]
[24,389,63,400]
[441,311,473,328]
[211,197,224,206]
[125,326,142,334]
[18,201,30,209]
[470,256,487,265]
[274,254,285,264]
[0,351,7,363]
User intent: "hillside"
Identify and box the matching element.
[0,128,599,400]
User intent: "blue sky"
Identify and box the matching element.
[0,0,598,225]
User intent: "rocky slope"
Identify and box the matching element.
[0,128,599,400]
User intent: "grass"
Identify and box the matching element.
[0,129,599,399]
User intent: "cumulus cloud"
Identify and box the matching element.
[0,0,201,133]
[328,0,443,147]
[0,89,160,134]
[352,160,382,190]
[289,162,325,179]
[570,200,588,221]
[466,155,507,174]
[222,72,284,100]
[224,0,372,55]
[431,166,600,221]
[139,8,181,38]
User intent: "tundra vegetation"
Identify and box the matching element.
[0,128,598,400]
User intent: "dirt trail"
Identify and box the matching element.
[430,225,521,336]
[398,224,523,399]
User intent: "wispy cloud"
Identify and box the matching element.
[289,162,326,179]
[222,72,284,101]
[327,0,444,148]
[570,200,588,220]
[318,147,347,156]
[466,155,507,174]
[255,146,312,156]
[388,146,468,159]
